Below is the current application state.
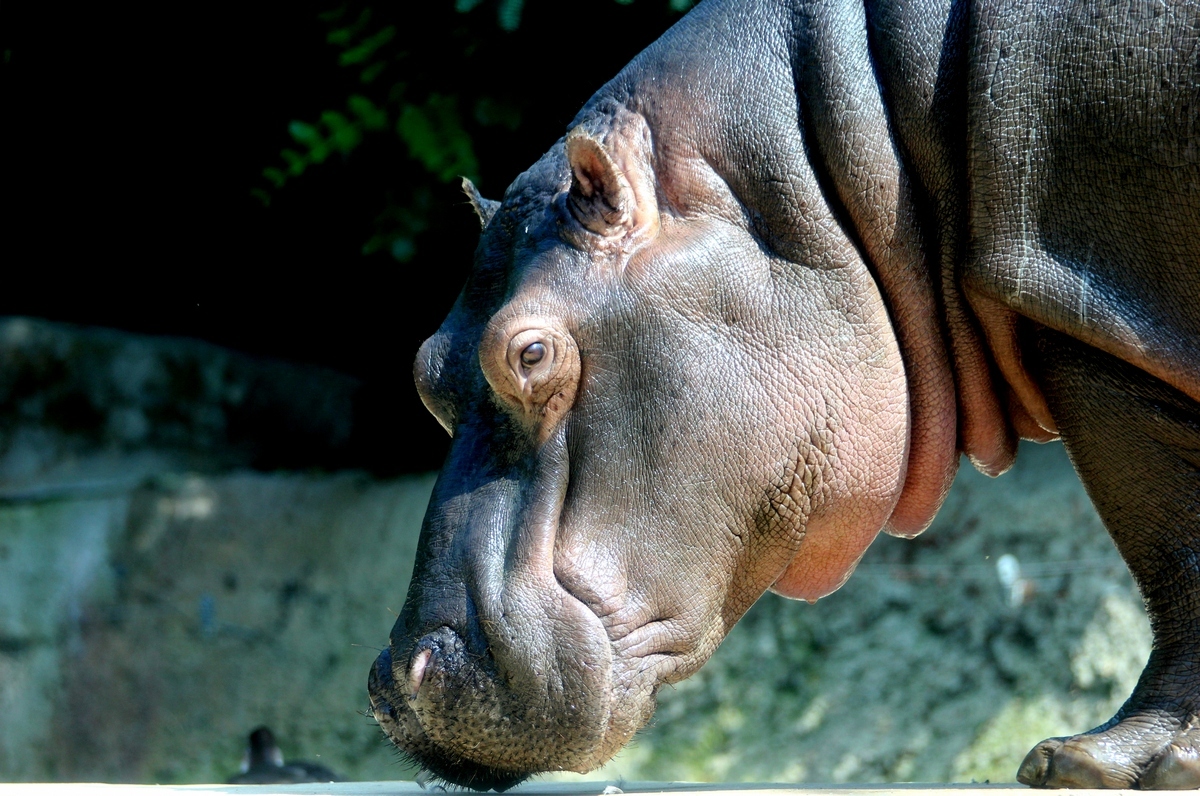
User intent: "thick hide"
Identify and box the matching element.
[368,0,1200,789]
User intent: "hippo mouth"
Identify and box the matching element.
[369,632,539,790]
[369,613,619,789]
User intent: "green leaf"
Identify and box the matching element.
[288,120,331,163]
[339,25,395,66]
[317,6,347,23]
[280,148,308,176]
[250,188,272,207]
[262,167,287,188]
[497,0,524,31]
[390,237,416,261]
[359,61,387,84]
[455,0,484,11]
[396,95,479,182]
[327,7,371,46]
[319,110,362,154]
[348,95,388,131]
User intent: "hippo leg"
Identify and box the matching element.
[1016,329,1200,789]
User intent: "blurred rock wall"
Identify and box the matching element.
[0,318,1149,785]
[0,318,429,782]
[0,469,433,783]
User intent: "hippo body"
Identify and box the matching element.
[368,0,1200,789]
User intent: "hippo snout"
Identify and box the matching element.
[366,647,398,729]
[368,629,533,791]
[369,609,619,790]
[369,646,394,694]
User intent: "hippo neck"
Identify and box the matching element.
[580,0,1011,534]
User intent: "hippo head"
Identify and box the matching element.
[367,100,914,788]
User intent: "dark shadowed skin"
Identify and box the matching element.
[367,0,1200,789]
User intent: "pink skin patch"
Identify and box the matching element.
[408,648,432,699]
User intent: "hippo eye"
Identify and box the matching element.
[483,321,580,432]
[520,342,546,368]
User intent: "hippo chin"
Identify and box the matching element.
[369,0,1200,789]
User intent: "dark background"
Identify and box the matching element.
[1,0,689,474]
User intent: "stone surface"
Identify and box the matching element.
[0,470,434,783]
[0,316,361,484]
[0,783,1147,795]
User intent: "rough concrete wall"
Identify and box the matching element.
[0,319,1150,785]
[39,471,435,783]
[0,463,436,783]
[0,318,427,783]
[0,495,127,778]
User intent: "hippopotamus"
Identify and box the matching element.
[367,0,1200,788]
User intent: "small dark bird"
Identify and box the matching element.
[227,726,342,784]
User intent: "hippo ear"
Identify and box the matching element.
[461,177,500,228]
[565,129,638,236]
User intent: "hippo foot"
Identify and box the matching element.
[1017,716,1200,789]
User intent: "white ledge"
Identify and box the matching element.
[0,782,1173,796]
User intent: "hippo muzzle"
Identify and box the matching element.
[368,623,610,790]
[367,423,624,789]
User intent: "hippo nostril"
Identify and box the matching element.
[368,649,400,727]
[371,647,396,692]
[408,648,432,699]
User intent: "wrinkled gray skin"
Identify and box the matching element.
[368,0,1200,789]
